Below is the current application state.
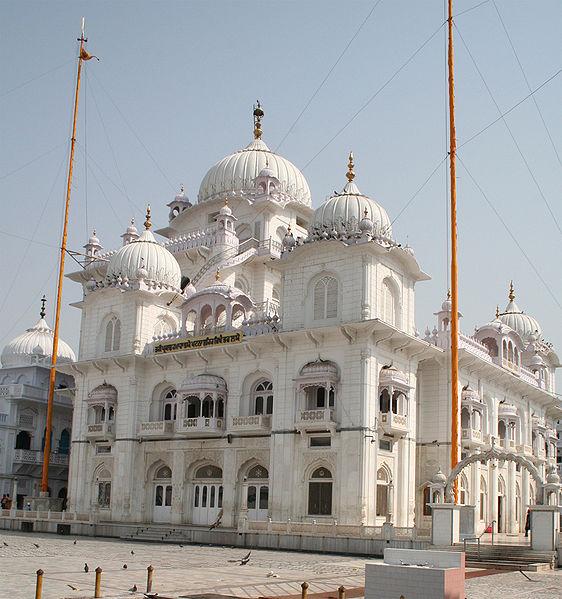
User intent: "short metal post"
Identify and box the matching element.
[94,567,102,598]
[146,565,154,593]
[338,585,346,599]
[301,582,309,599]
[35,569,44,599]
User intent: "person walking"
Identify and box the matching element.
[0,495,7,510]
[524,509,531,537]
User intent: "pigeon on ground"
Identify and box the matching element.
[266,571,278,578]
[228,550,251,565]
[131,550,135,555]
[123,564,128,569]
[2,542,7,547]
[73,540,77,545]
[67,584,80,591]
[179,544,183,548]
[129,584,138,593]
[33,543,40,548]
[84,563,89,573]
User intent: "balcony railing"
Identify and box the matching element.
[380,412,408,437]
[86,422,115,441]
[516,444,533,457]
[139,420,175,438]
[501,358,520,374]
[296,408,336,431]
[499,438,516,450]
[13,449,69,466]
[176,417,224,435]
[230,414,272,433]
[462,427,483,447]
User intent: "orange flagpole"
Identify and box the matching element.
[447,0,460,503]
[41,20,88,494]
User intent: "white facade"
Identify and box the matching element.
[60,109,560,534]
[0,306,75,508]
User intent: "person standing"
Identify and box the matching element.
[524,509,531,537]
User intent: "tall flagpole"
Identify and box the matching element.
[41,19,89,495]
[447,0,460,503]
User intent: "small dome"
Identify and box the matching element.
[1,315,75,368]
[461,384,480,402]
[529,353,546,369]
[312,154,391,236]
[88,382,118,403]
[299,359,339,379]
[219,202,233,217]
[198,133,311,206]
[498,282,542,342]
[107,210,181,291]
[88,230,100,246]
[125,219,138,236]
[432,469,447,484]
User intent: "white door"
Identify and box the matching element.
[247,484,269,521]
[193,483,223,525]
[153,484,172,523]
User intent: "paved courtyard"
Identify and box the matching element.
[0,530,561,599]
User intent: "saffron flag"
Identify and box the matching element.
[80,47,99,61]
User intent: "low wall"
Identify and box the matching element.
[0,515,430,557]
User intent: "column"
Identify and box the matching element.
[507,460,517,534]
[171,451,185,525]
[222,447,237,528]
[490,461,498,528]
[471,460,480,533]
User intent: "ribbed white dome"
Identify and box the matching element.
[1,317,75,368]
[198,138,311,206]
[107,229,181,290]
[499,299,542,341]
[312,181,392,236]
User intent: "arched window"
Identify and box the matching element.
[376,467,391,517]
[58,428,71,454]
[195,465,222,479]
[253,381,273,415]
[459,474,469,505]
[185,310,197,334]
[308,467,333,516]
[498,420,507,440]
[104,317,121,352]
[155,465,172,479]
[305,385,335,409]
[422,486,432,516]
[313,276,338,320]
[481,337,498,357]
[215,305,227,328]
[202,395,214,417]
[461,408,471,429]
[271,287,280,306]
[97,468,112,508]
[379,389,390,413]
[154,317,174,339]
[163,389,178,421]
[15,430,31,450]
[186,395,201,418]
[200,305,213,332]
[381,278,399,326]
[231,305,245,329]
[235,274,250,295]
[479,475,487,521]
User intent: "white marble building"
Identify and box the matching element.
[0,299,75,508]
[60,108,560,534]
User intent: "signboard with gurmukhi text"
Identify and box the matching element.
[154,331,244,354]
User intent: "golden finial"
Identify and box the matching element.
[224,196,228,207]
[447,289,451,300]
[215,268,221,282]
[508,280,515,302]
[40,295,46,319]
[495,305,500,319]
[253,101,264,140]
[346,151,355,182]
[144,205,152,230]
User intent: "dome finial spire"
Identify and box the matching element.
[346,151,355,182]
[508,280,515,302]
[144,205,152,230]
[447,288,451,300]
[215,268,221,282]
[253,101,264,140]
[496,305,500,319]
[40,295,46,319]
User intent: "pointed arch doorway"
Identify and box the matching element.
[153,466,172,523]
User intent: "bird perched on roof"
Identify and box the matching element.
[131,550,135,555]
[73,539,77,545]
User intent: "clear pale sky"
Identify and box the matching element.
[0,1,560,384]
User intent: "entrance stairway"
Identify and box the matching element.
[454,542,556,571]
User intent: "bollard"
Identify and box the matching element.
[301,582,309,599]
[94,567,102,598]
[146,565,154,593]
[35,569,44,599]
[338,586,346,599]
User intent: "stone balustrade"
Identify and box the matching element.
[139,420,175,438]
[85,421,115,441]
[176,416,224,435]
[13,448,69,466]
[230,414,272,433]
[380,411,408,438]
[295,408,336,432]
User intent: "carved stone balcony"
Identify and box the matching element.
[139,420,175,439]
[86,422,115,441]
[230,415,272,434]
[13,449,69,466]
[516,444,533,457]
[379,412,408,438]
[461,427,484,448]
[175,417,224,436]
[295,408,336,433]
[499,437,516,450]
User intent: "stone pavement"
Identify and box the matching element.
[0,530,561,599]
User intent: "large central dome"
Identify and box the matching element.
[197,106,311,206]
[198,138,311,206]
